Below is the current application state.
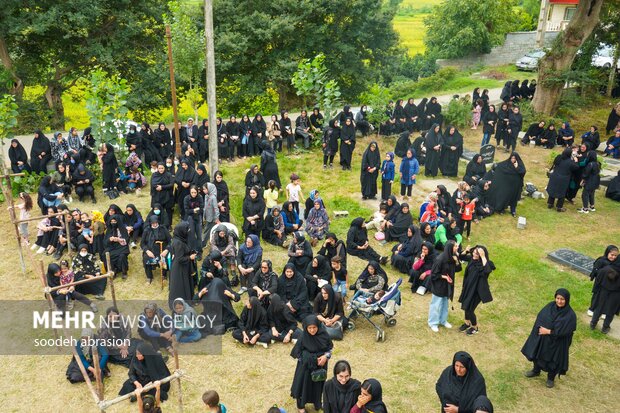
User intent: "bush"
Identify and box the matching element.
[9,171,45,198]
[443,96,472,129]
[389,67,458,99]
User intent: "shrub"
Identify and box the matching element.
[443,96,472,129]
[389,67,458,99]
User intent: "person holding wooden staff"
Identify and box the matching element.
[141,216,171,285]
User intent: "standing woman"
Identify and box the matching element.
[31,131,52,174]
[8,139,31,173]
[546,148,579,212]
[226,115,241,160]
[495,103,510,148]
[487,152,526,217]
[339,118,356,171]
[183,186,204,256]
[360,141,381,200]
[239,114,252,158]
[260,140,282,189]
[322,360,361,413]
[168,221,197,309]
[579,150,600,213]
[104,215,130,279]
[322,119,340,169]
[242,186,266,238]
[424,124,442,177]
[393,99,406,133]
[290,314,333,413]
[399,148,419,200]
[436,351,487,413]
[428,240,461,332]
[213,171,230,223]
[280,111,294,154]
[154,122,172,160]
[100,143,118,192]
[252,114,267,155]
[440,126,463,177]
[506,106,523,153]
[458,245,495,336]
[269,114,283,152]
[150,163,175,225]
[416,98,428,130]
[521,288,577,388]
[175,158,197,217]
[481,105,497,147]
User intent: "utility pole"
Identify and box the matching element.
[536,0,550,48]
[204,0,218,175]
[166,25,181,155]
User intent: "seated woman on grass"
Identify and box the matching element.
[232,296,271,348]
[172,298,201,343]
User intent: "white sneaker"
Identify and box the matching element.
[130,241,137,249]
[258,342,268,349]
[601,314,606,320]
[589,207,596,212]
[31,244,39,251]
[587,309,593,317]
[577,208,589,214]
[430,325,439,333]
[443,322,453,329]
[416,286,427,296]
[36,247,46,254]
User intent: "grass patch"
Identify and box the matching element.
[0,94,618,411]
[393,14,429,55]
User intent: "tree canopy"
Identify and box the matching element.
[424,0,521,59]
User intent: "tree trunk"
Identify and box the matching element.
[532,0,605,116]
[0,36,23,99]
[607,42,620,97]
[45,82,65,131]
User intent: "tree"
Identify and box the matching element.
[0,94,18,172]
[165,1,206,122]
[0,0,167,130]
[424,0,522,59]
[84,70,130,149]
[532,0,606,115]
[291,54,342,118]
[359,84,391,135]
[212,0,402,109]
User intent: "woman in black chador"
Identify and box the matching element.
[360,141,381,200]
[168,221,197,309]
[521,288,576,388]
[440,126,463,177]
[424,123,443,177]
[394,131,411,159]
[486,152,526,216]
[458,245,495,335]
[118,341,171,401]
[463,154,487,187]
[436,351,487,413]
[290,314,333,412]
[346,217,387,264]
[546,147,579,212]
[260,140,281,189]
[321,360,361,413]
[339,118,356,170]
[30,130,52,174]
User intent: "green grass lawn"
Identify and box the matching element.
[1,94,618,411]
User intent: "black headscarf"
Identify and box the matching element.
[195,164,210,188]
[473,395,494,413]
[314,284,339,319]
[172,221,190,244]
[8,139,28,164]
[394,132,412,158]
[360,378,388,413]
[31,130,52,157]
[291,314,333,358]
[436,351,486,412]
[132,341,171,392]
[244,296,266,331]
[323,361,361,413]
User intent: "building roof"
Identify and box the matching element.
[549,0,579,4]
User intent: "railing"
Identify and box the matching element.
[546,20,570,32]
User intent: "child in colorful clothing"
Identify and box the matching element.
[202,390,227,413]
[263,180,279,215]
[331,256,348,304]
[285,173,304,215]
[459,193,476,239]
[127,166,147,192]
[380,152,395,201]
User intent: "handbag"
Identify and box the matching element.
[374,231,385,241]
[311,368,327,382]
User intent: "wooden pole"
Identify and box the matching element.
[10,210,69,224]
[105,252,117,309]
[156,240,165,291]
[97,370,184,410]
[166,25,181,156]
[64,211,72,254]
[62,327,102,405]
[172,336,183,413]
[204,0,218,176]
[38,260,60,345]
[1,175,26,273]
[46,272,113,293]
[92,343,105,401]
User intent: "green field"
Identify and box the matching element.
[393,0,442,55]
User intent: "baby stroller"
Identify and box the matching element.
[346,278,402,342]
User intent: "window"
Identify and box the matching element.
[564,7,576,21]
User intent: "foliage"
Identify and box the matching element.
[443,96,472,129]
[215,80,279,118]
[0,0,168,130]
[0,94,18,141]
[424,0,522,59]
[291,54,342,119]
[389,67,458,98]
[84,69,131,149]
[358,84,392,133]
[212,0,403,107]
[388,53,438,83]
[10,171,45,198]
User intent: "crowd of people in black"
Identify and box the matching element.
[6,91,615,412]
